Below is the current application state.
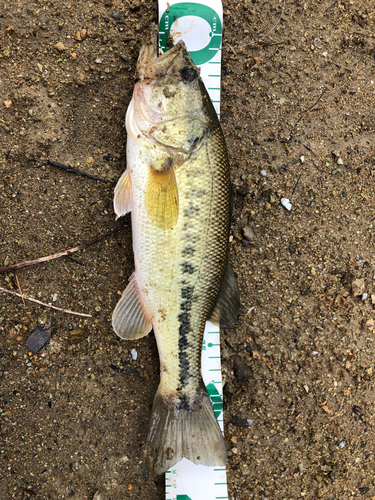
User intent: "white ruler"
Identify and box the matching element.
[158,0,223,117]
[158,4,227,497]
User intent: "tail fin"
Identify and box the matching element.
[144,385,227,476]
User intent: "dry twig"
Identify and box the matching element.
[0,222,127,273]
[15,274,25,306]
[38,160,116,186]
[287,88,327,141]
[0,287,92,317]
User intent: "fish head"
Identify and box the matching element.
[128,28,210,159]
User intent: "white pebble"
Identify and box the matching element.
[247,419,253,426]
[312,351,318,356]
[280,198,292,212]
[362,293,368,301]
[260,169,267,177]
[338,440,346,449]
[131,348,137,360]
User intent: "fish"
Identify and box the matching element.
[112,26,240,476]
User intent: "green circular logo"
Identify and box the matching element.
[159,2,222,65]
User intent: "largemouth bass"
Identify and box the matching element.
[112,27,240,476]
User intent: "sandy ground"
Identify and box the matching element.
[1,0,375,498]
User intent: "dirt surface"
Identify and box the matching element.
[1,0,375,498]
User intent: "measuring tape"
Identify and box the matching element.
[158,3,227,498]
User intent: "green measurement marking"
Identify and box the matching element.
[209,368,221,371]
[215,483,227,485]
[206,382,223,417]
[216,497,228,499]
[208,75,221,77]
[165,484,172,487]
[214,468,226,471]
[208,87,220,90]
[209,356,220,359]
[207,343,220,347]
[209,61,221,63]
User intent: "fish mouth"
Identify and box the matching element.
[137,25,187,81]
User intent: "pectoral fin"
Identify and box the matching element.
[112,273,152,340]
[209,257,241,328]
[114,169,133,219]
[145,166,178,230]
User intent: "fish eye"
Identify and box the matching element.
[181,67,196,82]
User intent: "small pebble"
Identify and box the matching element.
[247,419,253,426]
[75,29,87,41]
[260,169,267,177]
[131,348,137,360]
[280,198,292,211]
[338,440,346,449]
[352,278,365,297]
[243,226,254,241]
[55,42,66,52]
[26,326,55,354]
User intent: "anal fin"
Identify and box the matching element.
[112,273,152,339]
[209,257,241,328]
